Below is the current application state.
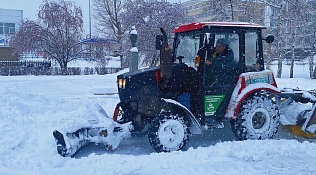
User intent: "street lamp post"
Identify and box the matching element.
[89,0,92,59]
[129,26,138,71]
[89,0,92,39]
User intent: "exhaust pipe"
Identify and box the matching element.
[159,28,172,82]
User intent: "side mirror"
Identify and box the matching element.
[155,35,163,50]
[264,35,274,43]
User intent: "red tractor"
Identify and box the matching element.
[114,22,280,152]
[54,22,316,156]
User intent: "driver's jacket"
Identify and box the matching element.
[206,48,235,70]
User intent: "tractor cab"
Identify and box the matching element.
[171,22,273,123]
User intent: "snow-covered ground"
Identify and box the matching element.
[68,57,121,68]
[269,62,311,78]
[21,56,122,68]
[1,65,316,174]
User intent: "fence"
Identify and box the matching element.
[0,66,123,76]
[0,60,51,67]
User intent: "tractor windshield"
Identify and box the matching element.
[204,31,240,87]
[174,31,200,69]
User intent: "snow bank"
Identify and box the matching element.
[2,72,316,174]
[48,140,316,175]
[269,62,310,78]
[0,74,121,174]
[67,59,98,68]
[67,58,121,68]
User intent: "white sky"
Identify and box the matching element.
[0,0,94,37]
[0,0,185,38]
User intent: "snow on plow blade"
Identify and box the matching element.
[53,106,131,157]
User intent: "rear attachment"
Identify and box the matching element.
[278,88,316,138]
[302,105,316,134]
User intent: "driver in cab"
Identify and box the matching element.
[205,38,234,70]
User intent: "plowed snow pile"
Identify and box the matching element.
[1,72,316,174]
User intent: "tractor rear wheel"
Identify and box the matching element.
[148,112,190,152]
[231,93,280,140]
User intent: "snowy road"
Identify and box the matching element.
[74,122,312,158]
[1,71,316,174]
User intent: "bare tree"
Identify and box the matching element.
[312,27,316,78]
[288,0,297,78]
[200,0,233,21]
[275,0,286,78]
[302,0,316,79]
[262,0,316,78]
[10,0,83,71]
[93,0,125,50]
[121,0,191,67]
[311,30,316,78]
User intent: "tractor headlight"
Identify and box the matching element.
[118,79,126,89]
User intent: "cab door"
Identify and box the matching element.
[203,30,241,120]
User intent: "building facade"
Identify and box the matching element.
[182,0,266,24]
[0,8,23,61]
[0,8,23,45]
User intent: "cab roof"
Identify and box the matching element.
[173,22,265,33]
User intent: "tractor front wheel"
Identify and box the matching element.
[231,93,280,140]
[148,112,190,152]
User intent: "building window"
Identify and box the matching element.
[0,23,16,35]
[0,23,3,34]
[9,27,15,34]
[4,26,9,34]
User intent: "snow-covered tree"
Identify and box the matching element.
[10,0,83,71]
[121,0,191,67]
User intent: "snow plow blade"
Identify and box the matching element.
[283,106,316,138]
[303,105,316,134]
[53,105,131,157]
[279,89,316,137]
[53,124,130,157]
[284,125,316,139]
[53,127,122,157]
